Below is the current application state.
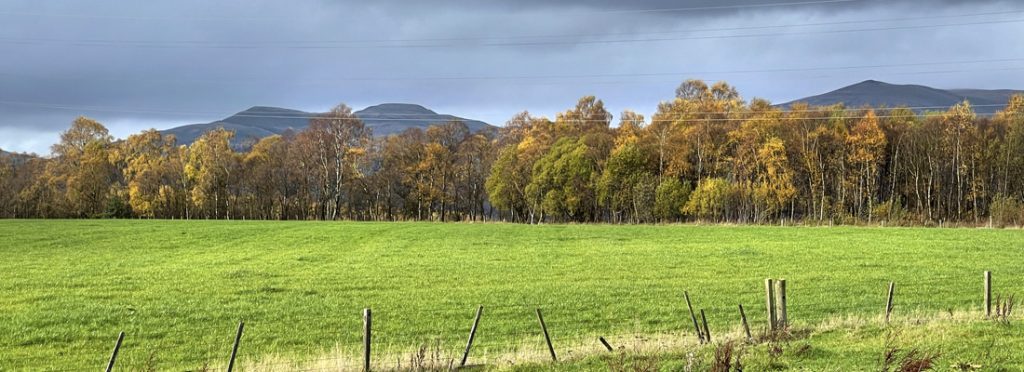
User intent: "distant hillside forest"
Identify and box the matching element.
[3,79,1024,226]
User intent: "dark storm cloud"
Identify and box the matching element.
[1,0,1021,153]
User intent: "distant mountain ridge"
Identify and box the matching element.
[780,80,1022,114]
[162,103,493,146]
[0,149,36,164]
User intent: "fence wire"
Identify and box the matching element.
[3,273,1021,370]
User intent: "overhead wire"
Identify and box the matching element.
[2,17,1022,49]
[0,100,1007,123]
[2,6,1022,48]
[0,0,859,21]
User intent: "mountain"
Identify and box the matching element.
[162,103,493,146]
[0,149,36,165]
[355,103,491,137]
[780,80,1022,114]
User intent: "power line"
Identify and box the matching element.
[580,0,860,15]
[0,0,858,21]
[0,100,1005,123]
[2,16,1022,49]
[3,8,1021,47]
[2,57,1021,84]
[290,9,1024,43]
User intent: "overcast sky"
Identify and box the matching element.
[1,0,1022,154]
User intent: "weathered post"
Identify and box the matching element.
[699,309,711,343]
[536,309,557,362]
[227,321,244,372]
[775,279,788,329]
[984,271,992,317]
[104,331,125,372]
[684,291,704,343]
[738,304,752,342]
[885,282,895,323]
[364,309,372,372]
[765,279,777,331]
[460,306,483,367]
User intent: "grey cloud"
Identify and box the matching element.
[1,0,1022,153]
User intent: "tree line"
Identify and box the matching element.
[2,79,1024,226]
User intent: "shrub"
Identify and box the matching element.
[654,177,691,221]
[684,178,733,221]
[873,198,908,225]
[990,194,1024,228]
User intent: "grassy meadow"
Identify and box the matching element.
[1,220,1023,370]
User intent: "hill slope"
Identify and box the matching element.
[781,80,1022,114]
[0,149,36,165]
[162,103,493,146]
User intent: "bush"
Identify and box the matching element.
[654,178,691,221]
[99,193,133,219]
[990,194,1024,228]
[873,199,908,226]
[684,178,733,221]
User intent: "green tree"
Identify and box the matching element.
[599,141,655,223]
[526,137,597,222]
[684,177,733,221]
[654,177,691,221]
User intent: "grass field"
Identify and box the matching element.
[1,220,1023,371]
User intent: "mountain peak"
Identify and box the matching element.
[854,79,887,86]
[161,102,493,147]
[235,106,308,115]
[357,103,437,116]
[780,80,1021,113]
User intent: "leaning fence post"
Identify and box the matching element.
[885,281,895,323]
[104,331,125,372]
[984,271,992,317]
[775,279,788,329]
[460,306,483,367]
[536,309,557,362]
[699,309,711,343]
[765,279,777,331]
[738,304,752,342]
[684,291,704,343]
[227,321,244,372]
[363,308,372,372]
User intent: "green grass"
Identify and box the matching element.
[1,220,1023,370]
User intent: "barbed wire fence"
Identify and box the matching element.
[1,270,1018,371]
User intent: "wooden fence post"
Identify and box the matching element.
[599,336,613,352]
[536,309,557,362]
[227,321,244,372]
[684,291,704,343]
[738,304,752,342]
[104,331,124,372]
[984,271,992,317]
[885,282,895,323]
[775,279,787,329]
[765,279,777,331]
[460,306,483,367]
[363,309,372,372]
[699,309,711,343]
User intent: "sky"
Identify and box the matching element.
[1,0,1023,154]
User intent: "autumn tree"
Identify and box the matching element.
[116,129,181,218]
[303,103,372,220]
[0,153,14,217]
[845,110,887,220]
[184,128,238,219]
[35,117,117,217]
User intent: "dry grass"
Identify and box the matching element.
[218,309,1017,371]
